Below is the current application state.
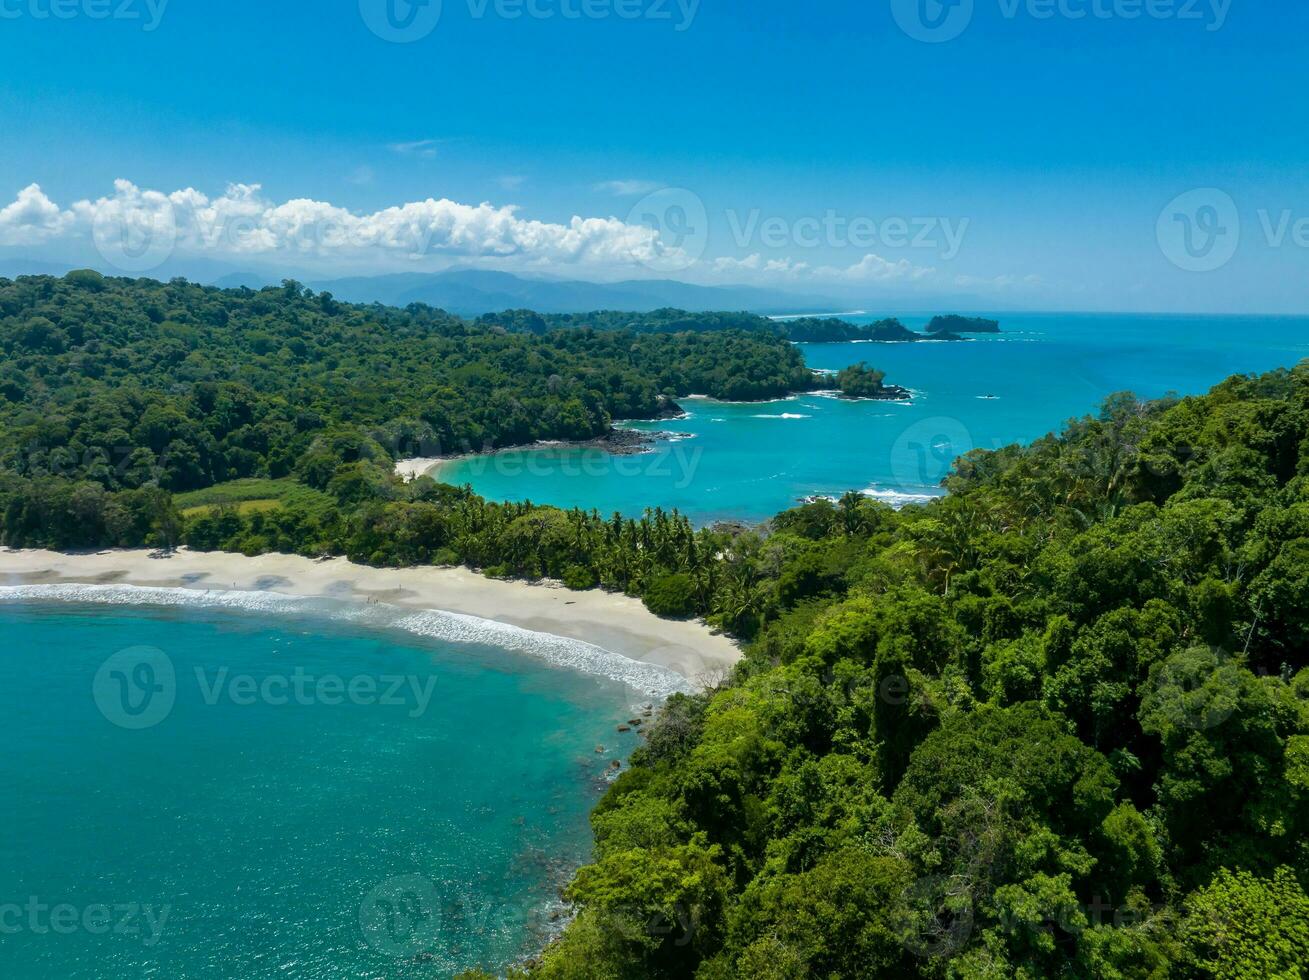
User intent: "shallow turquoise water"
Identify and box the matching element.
[441,312,1309,524]
[0,601,646,978]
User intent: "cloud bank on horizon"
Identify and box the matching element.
[0,179,1019,293]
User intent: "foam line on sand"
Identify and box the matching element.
[0,549,742,695]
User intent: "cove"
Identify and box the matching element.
[438,311,1309,524]
[0,600,646,976]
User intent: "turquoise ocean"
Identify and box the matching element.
[0,595,671,978]
[441,313,1309,524]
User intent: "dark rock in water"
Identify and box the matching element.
[591,428,663,456]
[595,745,606,754]
[836,384,913,402]
[609,759,622,769]
[655,395,687,419]
[617,725,631,733]
[628,718,643,726]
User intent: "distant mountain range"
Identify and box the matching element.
[1,258,1017,318]
[0,258,73,280]
[298,270,843,317]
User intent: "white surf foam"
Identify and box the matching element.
[861,487,945,508]
[0,583,693,700]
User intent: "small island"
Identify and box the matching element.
[833,362,911,400]
[926,314,1001,334]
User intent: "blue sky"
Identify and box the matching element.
[1,0,1306,311]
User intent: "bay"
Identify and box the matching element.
[439,312,1309,523]
[0,601,644,978]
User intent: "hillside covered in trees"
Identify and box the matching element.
[477,308,968,343]
[0,271,1306,978]
[0,273,822,494]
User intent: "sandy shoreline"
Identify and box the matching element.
[394,457,453,481]
[0,548,741,686]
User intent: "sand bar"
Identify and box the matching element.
[0,548,741,685]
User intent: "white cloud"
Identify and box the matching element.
[815,253,935,282]
[0,180,1035,292]
[4,179,692,274]
[389,139,440,158]
[712,254,812,278]
[0,183,75,244]
[594,179,662,196]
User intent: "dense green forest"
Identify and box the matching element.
[477,308,956,343]
[1,272,1306,978]
[0,273,819,494]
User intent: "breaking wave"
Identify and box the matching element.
[0,583,693,700]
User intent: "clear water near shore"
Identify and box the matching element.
[0,598,648,977]
[439,312,1309,524]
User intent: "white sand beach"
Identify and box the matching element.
[394,457,446,480]
[0,548,740,685]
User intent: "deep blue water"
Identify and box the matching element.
[0,599,648,978]
[441,312,1309,523]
